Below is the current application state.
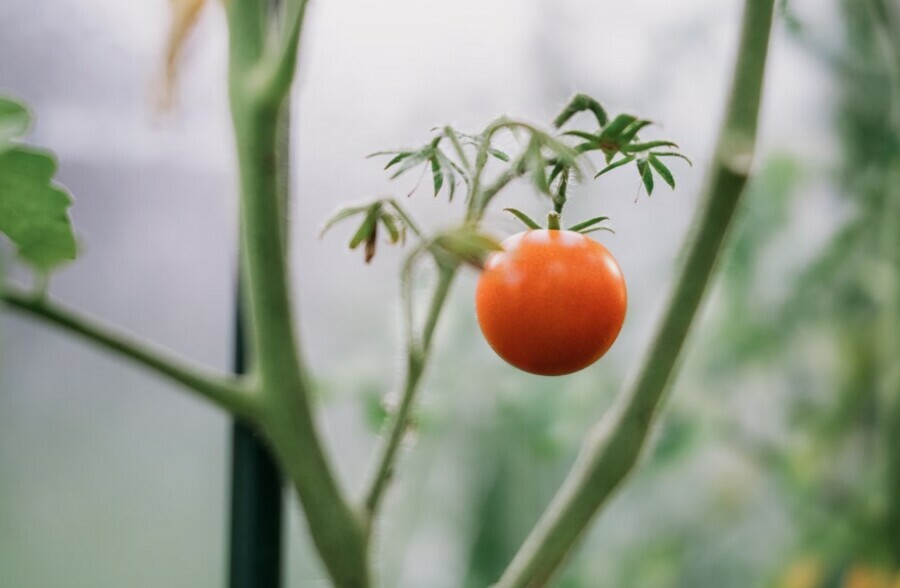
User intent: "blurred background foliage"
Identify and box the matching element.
[1,0,898,587]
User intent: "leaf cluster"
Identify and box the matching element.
[323,93,691,264]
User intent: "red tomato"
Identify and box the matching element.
[475,230,627,376]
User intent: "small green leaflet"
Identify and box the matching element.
[648,155,675,189]
[0,98,31,151]
[636,159,654,195]
[504,208,541,229]
[0,96,77,272]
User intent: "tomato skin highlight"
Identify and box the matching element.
[475,230,627,376]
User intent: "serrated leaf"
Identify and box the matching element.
[652,151,694,166]
[320,204,370,238]
[0,147,77,271]
[594,155,635,178]
[648,155,675,189]
[504,208,541,229]
[389,151,430,179]
[430,156,443,196]
[637,159,654,195]
[0,97,31,150]
[622,140,679,153]
[568,216,610,232]
[488,148,510,162]
[599,114,638,141]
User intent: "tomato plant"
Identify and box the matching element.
[0,0,778,585]
[476,230,627,376]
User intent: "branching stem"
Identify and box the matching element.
[1,288,258,419]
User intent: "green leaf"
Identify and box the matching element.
[504,208,541,230]
[527,138,549,195]
[349,204,381,249]
[652,151,693,166]
[648,155,675,189]
[618,119,653,144]
[599,114,638,141]
[430,156,443,196]
[594,155,635,178]
[637,159,654,195]
[622,140,679,153]
[562,130,598,143]
[488,148,510,162]
[320,204,370,237]
[548,163,567,185]
[432,226,502,268]
[383,152,413,170]
[380,211,403,244]
[0,97,31,150]
[579,226,615,235]
[553,94,608,128]
[568,216,610,232]
[389,151,429,179]
[0,146,77,271]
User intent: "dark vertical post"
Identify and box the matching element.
[228,298,283,588]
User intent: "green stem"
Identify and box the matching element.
[1,288,257,419]
[363,266,456,520]
[225,2,369,586]
[495,1,776,586]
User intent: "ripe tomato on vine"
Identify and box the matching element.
[475,229,627,376]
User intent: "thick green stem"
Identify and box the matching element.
[225,2,369,586]
[363,266,456,521]
[495,1,776,586]
[1,288,257,419]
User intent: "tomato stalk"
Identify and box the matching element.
[225,1,370,586]
[495,0,777,585]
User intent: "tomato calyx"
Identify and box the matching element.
[503,208,614,235]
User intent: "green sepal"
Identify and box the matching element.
[568,216,610,232]
[504,208,541,230]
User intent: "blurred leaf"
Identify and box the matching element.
[637,159,654,195]
[649,155,676,189]
[594,155,635,178]
[619,119,654,144]
[383,152,413,170]
[652,151,694,166]
[488,148,510,162]
[599,114,638,141]
[349,205,380,250]
[430,156,443,196]
[504,208,541,230]
[432,225,502,269]
[0,147,77,271]
[319,204,371,238]
[162,0,208,108]
[568,216,610,232]
[380,211,402,244]
[623,140,679,153]
[0,97,30,150]
[553,93,608,128]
